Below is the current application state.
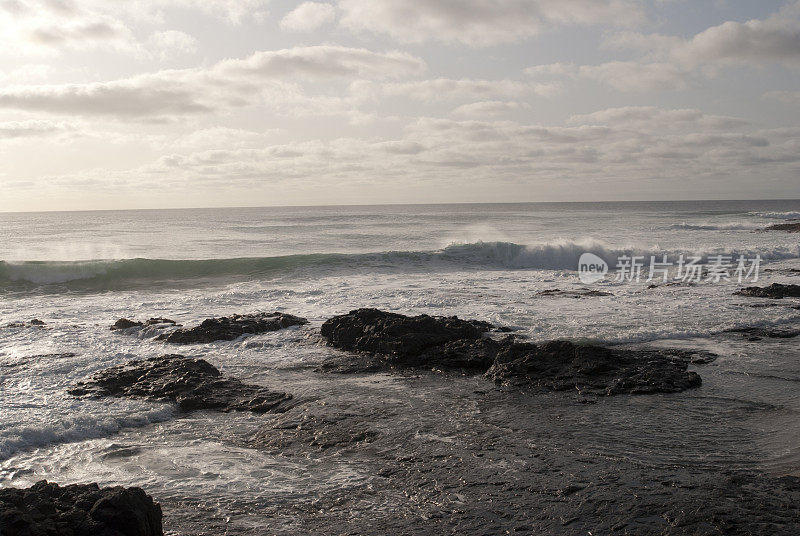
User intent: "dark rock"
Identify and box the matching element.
[319,310,702,396]
[537,288,613,298]
[0,480,162,536]
[112,318,143,329]
[724,326,800,340]
[735,283,800,299]
[657,347,719,365]
[160,312,307,344]
[318,337,506,374]
[320,308,496,357]
[112,318,177,330]
[320,310,702,395]
[5,319,47,328]
[69,354,292,413]
[766,222,800,232]
[485,340,702,395]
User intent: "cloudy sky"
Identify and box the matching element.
[1,0,799,211]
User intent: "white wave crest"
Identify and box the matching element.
[438,239,800,269]
[750,211,800,220]
[0,406,175,461]
[668,222,763,231]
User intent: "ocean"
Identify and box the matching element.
[1,200,800,533]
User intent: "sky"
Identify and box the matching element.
[1,0,799,212]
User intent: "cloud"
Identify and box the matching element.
[0,46,425,119]
[216,46,425,79]
[0,1,140,55]
[42,106,800,198]
[0,119,73,139]
[147,30,198,59]
[280,2,335,32]
[338,0,644,46]
[568,107,748,130]
[355,78,537,102]
[527,3,800,92]
[452,100,529,117]
[0,0,271,57]
[763,90,800,104]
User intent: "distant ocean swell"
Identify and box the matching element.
[2,240,800,289]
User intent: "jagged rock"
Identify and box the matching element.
[160,312,307,344]
[0,480,162,536]
[69,354,292,413]
[735,283,800,299]
[320,310,702,395]
[537,288,613,298]
[485,340,702,395]
[112,318,177,330]
[320,308,497,357]
[766,222,800,232]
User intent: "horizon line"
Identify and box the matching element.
[2,197,800,215]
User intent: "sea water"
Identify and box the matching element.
[1,200,799,531]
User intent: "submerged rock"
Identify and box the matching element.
[0,480,162,536]
[69,354,292,413]
[160,312,308,344]
[250,410,379,454]
[724,326,800,340]
[112,318,176,330]
[536,288,613,298]
[485,340,702,395]
[766,222,800,232]
[735,283,800,299]
[4,319,46,328]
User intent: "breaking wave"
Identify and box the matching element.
[2,240,799,291]
[668,222,763,231]
[751,211,800,220]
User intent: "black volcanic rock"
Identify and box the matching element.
[5,319,46,328]
[735,283,800,299]
[536,288,613,298]
[724,326,800,340]
[69,354,292,413]
[0,480,162,536]
[112,318,143,329]
[160,312,307,344]
[318,337,506,374]
[320,308,497,356]
[319,309,702,395]
[485,340,702,395]
[112,318,177,330]
[766,222,800,232]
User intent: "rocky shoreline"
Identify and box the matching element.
[4,298,800,535]
[0,481,163,536]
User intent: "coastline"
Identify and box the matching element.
[3,303,800,534]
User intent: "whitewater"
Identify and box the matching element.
[1,200,800,533]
